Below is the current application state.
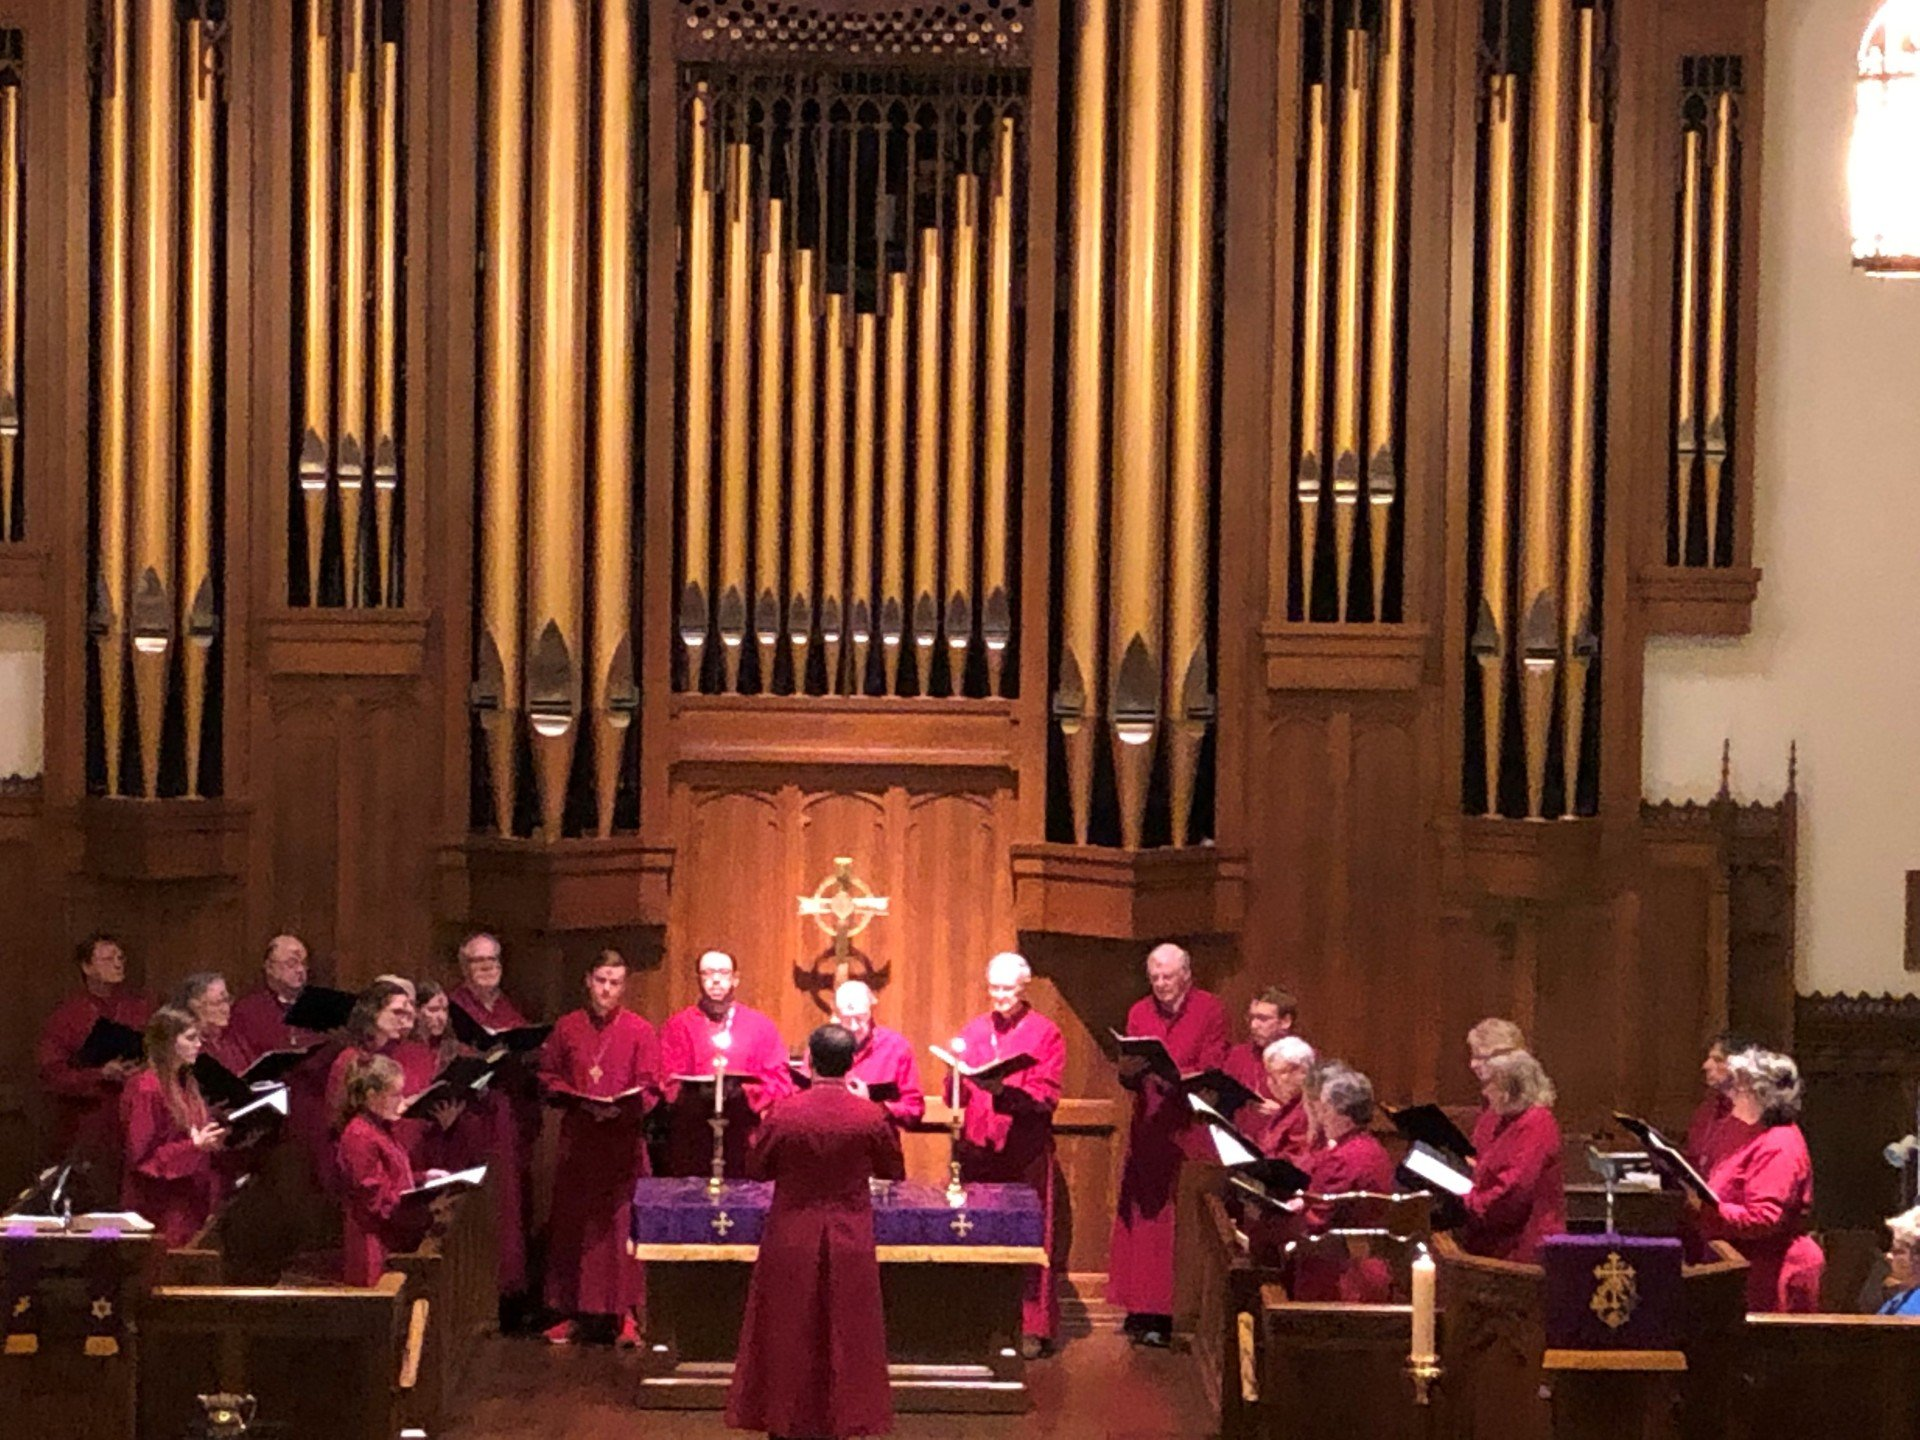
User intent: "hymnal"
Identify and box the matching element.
[927,1046,1038,1084]
[448,1005,553,1055]
[402,1165,488,1199]
[1399,1141,1474,1199]
[194,1050,312,1111]
[1612,1113,1719,1206]
[1186,1094,1312,1197]
[74,1017,145,1069]
[547,1082,650,1107]
[281,984,357,1034]
[1107,1030,1184,1085]
[402,1055,502,1116]
[1181,1067,1264,1118]
[221,1086,290,1147]
[1385,1103,1478,1160]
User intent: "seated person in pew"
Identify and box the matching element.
[1684,1045,1824,1314]
[337,1052,445,1285]
[1242,1037,1316,1163]
[1457,1049,1564,1264]
[1878,1206,1920,1316]
[1288,1063,1399,1303]
[120,1007,228,1247]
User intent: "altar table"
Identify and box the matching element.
[629,1177,1047,1413]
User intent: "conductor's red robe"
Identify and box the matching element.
[37,986,153,1164]
[1107,988,1230,1315]
[848,1024,927,1128]
[1685,1091,1756,1177]
[1694,1122,1824,1313]
[658,1002,793,1176]
[538,1007,659,1317]
[337,1112,427,1285]
[955,1004,1067,1339]
[119,1069,222,1248]
[1458,1104,1565,1264]
[726,1080,904,1439]
[1290,1129,1398,1303]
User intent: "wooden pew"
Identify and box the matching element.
[1259,1290,1426,1440]
[1190,1190,1280,1440]
[1433,1233,1550,1440]
[1733,1314,1920,1440]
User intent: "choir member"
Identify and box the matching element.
[831,980,926,1128]
[36,933,153,1168]
[326,981,419,1119]
[1465,1017,1527,1154]
[227,933,328,1056]
[539,950,659,1347]
[1286,1062,1398,1303]
[177,971,251,1075]
[120,1007,227,1247]
[726,1024,904,1440]
[1458,1049,1565,1263]
[1222,986,1299,1104]
[1878,1207,1920,1316]
[1108,942,1230,1348]
[1688,1046,1825,1313]
[955,951,1068,1357]
[1242,1036,1315,1163]
[1686,1031,1758,1176]
[336,1053,435,1285]
[658,949,794,1177]
[450,932,536,1038]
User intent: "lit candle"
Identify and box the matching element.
[712,1032,732,1118]
[948,1035,967,1112]
[1410,1246,1436,1361]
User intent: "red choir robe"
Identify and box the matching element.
[37,986,154,1166]
[1458,1104,1565,1264]
[337,1112,428,1286]
[1685,1091,1757,1177]
[847,1024,926,1128]
[657,1002,794,1176]
[228,986,336,1198]
[1288,1129,1398,1303]
[726,1080,905,1440]
[199,1025,255,1077]
[539,1007,660,1317]
[1107,988,1230,1316]
[955,1004,1068,1340]
[1246,1095,1312,1164]
[398,1033,528,1294]
[450,984,541,1295]
[119,1069,223,1248]
[228,986,330,1056]
[1693,1123,1824,1313]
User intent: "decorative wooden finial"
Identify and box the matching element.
[1717,738,1732,802]
[1787,740,1798,797]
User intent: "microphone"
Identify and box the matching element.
[1884,1134,1918,1168]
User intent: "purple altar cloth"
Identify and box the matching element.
[631,1177,1043,1250]
[1542,1233,1685,1352]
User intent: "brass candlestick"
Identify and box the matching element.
[1407,1354,1442,1407]
[707,1112,729,1199]
[944,1049,967,1207]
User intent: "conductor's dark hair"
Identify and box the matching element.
[809,1024,857,1078]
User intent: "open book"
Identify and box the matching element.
[546,1082,650,1106]
[402,1165,488,1199]
[927,1046,1037,1084]
[0,1210,157,1234]
[1181,1067,1263,1117]
[1612,1113,1719,1205]
[448,1005,553,1055]
[222,1086,290,1147]
[403,1054,503,1116]
[1399,1141,1473,1198]
[195,1051,311,1110]
[1107,1030,1185,1085]
[1186,1093,1311,1197]
[1384,1102,1478,1161]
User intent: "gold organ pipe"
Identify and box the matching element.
[822,292,849,691]
[945,175,979,672]
[1562,9,1601,813]
[1330,29,1369,624]
[853,308,881,693]
[96,0,130,795]
[1296,81,1330,622]
[789,247,818,690]
[299,0,333,604]
[982,115,1016,696]
[1366,0,1407,621]
[881,271,908,691]
[0,82,19,544]
[1518,0,1575,819]
[1111,0,1172,850]
[1674,127,1701,564]
[182,19,216,798]
[1168,0,1215,849]
[372,39,401,605]
[478,0,528,834]
[336,0,370,605]
[525,0,587,840]
[719,141,752,689]
[912,226,943,683]
[754,196,786,687]
[1702,88,1734,565]
[681,87,715,683]
[129,0,178,797]
[1474,75,1518,817]
[1061,0,1107,842]
[591,0,636,836]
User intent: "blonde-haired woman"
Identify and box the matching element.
[1459,1050,1565,1263]
[120,1007,227,1246]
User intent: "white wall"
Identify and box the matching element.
[1643,0,1920,996]
[0,614,42,780]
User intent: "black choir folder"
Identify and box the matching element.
[1186,1093,1310,1199]
[220,1086,291,1148]
[1384,1102,1478,1160]
[74,1017,146,1069]
[193,1049,312,1110]
[1108,1030,1184,1085]
[1399,1141,1474,1199]
[1181,1067,1263,1118]
[447,1005,554,1055]
[927,1046,1038,1084]
[281,984,357,1034]
[402,1054,504,1116]
[1612,1113,1720,1205]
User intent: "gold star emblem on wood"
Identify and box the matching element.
[797,856,890,991]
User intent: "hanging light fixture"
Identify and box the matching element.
[1850,1,1920,274]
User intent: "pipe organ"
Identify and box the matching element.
[0,36,20,548]
[1467,0,1611,820]
[673,70,1027,703]
[292,0,407,608]
[472,0,642,840]
[87,0,228,799]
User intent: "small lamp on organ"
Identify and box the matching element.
[1850,1,1920,274]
